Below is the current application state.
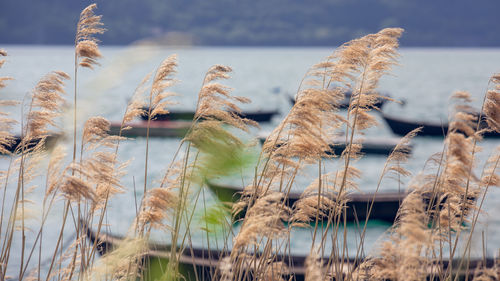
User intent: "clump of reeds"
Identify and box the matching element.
[0,49,17,154]
[3,6,500,280]
[73,3,105,163]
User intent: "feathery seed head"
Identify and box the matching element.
[82,116,110,146]
[484,89,500,133]
[204,64,232,83]
[145,55,179,120]
[0,50,21,153]
[60,175,96,204]
[76,4,105,69]
[27,71,69,139]
[232,192,290,254]
[139,187,178,229]
[76,40,102,68]
[194,64,256,131]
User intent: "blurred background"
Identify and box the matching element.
[1,0,500,47]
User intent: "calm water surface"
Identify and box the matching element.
[1,45,499,276]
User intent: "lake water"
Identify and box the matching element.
[1,45,499,277]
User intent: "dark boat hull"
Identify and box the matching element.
[259,136,412,156]
[1,134,62,154]
[109,121,191,138]
[84,221,494,281]
[288,92,388,109]
[141,109,280,123]
[382,113,500,138]
[206,182,406,223]
[83,222,349,281]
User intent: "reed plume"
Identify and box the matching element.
[147,55,178,119]
[82,116,109,142]
[255,51,349,235]
[25,71,69,143]
[0,49,17,154]
[0,49,13,89]
[263,66,345,163]
[291,173,344,226]
[122,72,152,125]
[79,116,126,209]
[58,115,127,279]
[138,187,178,231]
[185,64,257,216]
[187,65,257,182]
[194,65,256,130]
[480,147,500,189]
[73,3,105,168]
[143,55,179,194]
[353,91,494,281]
[335,28,403,194]
[231,192,290,270]
[484,74,500,133]
[353,191,434,281]
[75,4,105,69]
[435,92,481,231]
[59,175,96,204]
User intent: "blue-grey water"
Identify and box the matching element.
[1,45,499,277]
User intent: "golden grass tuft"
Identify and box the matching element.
[232,192,290,255]
[76,4,105,69]
[26,71,69,140]
[138,187,178,230]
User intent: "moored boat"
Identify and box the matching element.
[84,221,495,281]
[1,134,62,155]
[206,182,407,223]
[140,108,280,123]
[381,112,500,138]
[108,121,192,138]
[288,91,390,109]
[259,135,413,156]
[83,221,355,281]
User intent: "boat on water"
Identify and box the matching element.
[1,134,62,154]
[206,182,406,223]
[108,121,192,138]
[140,108,280,123]
[288,91,390,110]
[84,221,355,281]
[84,221,495,281]
[381,112,500,138]
[258,135,413,156]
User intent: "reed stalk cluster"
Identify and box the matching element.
[0,4,499,281]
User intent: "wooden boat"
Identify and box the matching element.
[382,112,500,138]
[140,108,280,123]
[288,91,389,109]
[84,221,356,281]
[108,121,191,138]
[206,182,406,223]
[84,221,496,281]
[258,135,413,156]
[1,134,62,154]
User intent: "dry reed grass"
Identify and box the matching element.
[0,5,499,281]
